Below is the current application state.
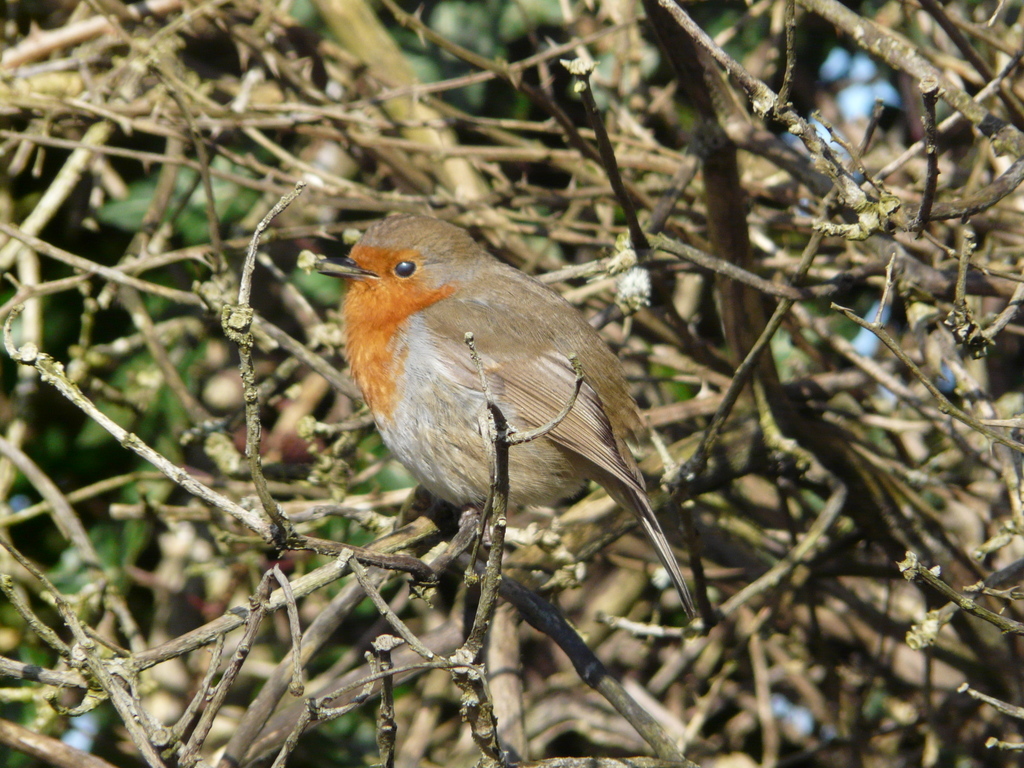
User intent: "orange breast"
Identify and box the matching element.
[343,277,456,421]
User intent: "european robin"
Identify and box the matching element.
[319,214,694,617]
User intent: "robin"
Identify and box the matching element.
[319,214,695,618]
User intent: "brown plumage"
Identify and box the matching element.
[320,214,694,617]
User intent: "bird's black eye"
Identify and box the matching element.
[394,261,417,278]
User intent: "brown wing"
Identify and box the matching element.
[420,288,645,493]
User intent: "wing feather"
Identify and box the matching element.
[420,289,644,492]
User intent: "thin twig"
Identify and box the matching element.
[832,302,1024,454]
[899,552,1024,634]
[225,183,307,544]
[912,76,941,233]
[3,305,273,539]
[562,58,648,251]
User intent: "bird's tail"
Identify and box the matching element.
[616,483,696,620]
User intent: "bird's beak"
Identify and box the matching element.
[316,255,379,280]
